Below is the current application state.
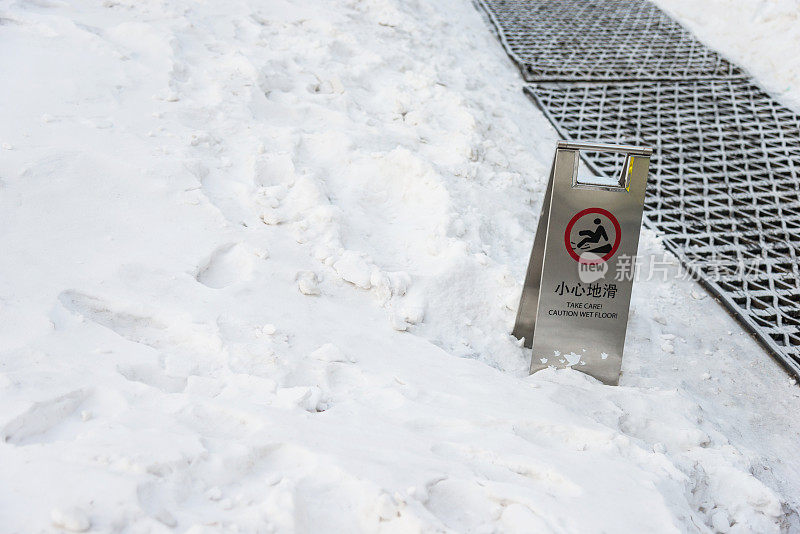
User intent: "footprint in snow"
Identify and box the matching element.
[1,389,89,446]
[195,242,255,289]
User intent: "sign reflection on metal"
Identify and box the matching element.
[513,141,652,385]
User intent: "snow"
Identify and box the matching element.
[655,0,800,107]
[1,0,799,532]
[51,507,92,533]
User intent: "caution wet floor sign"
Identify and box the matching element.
[513,141,651,385]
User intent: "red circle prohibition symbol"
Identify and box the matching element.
[564,207,622,264]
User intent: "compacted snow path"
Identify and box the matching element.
[1,0,799,532]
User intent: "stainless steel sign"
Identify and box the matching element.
[513,141,652,385]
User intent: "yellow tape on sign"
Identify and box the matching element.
[626,156,634,191]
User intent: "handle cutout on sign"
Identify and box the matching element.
[573,150,633,192]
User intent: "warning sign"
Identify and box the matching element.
[511,141,651,385]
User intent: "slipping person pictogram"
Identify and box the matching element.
[573,218,612,255]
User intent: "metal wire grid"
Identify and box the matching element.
[526,81,800,377]
[477,0,745,81]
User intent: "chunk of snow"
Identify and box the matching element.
[51,508,90,533]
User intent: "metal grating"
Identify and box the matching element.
[474,0,800,378]
[527,81,800,377]
[478,0,745,82]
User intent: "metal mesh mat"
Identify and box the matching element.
[526,80,800,377]
[477,0,745,81]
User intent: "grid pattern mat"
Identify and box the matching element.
[526,80,800,377]
[477,0,744,81]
